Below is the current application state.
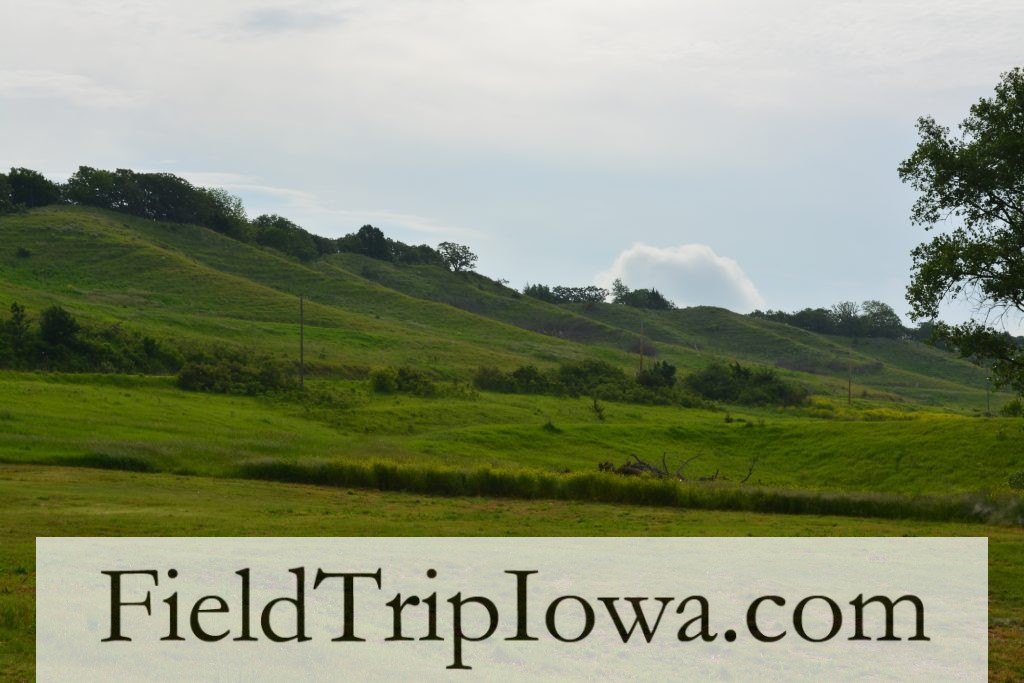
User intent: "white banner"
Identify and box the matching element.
[37,537,987,681]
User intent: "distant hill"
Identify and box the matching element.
[0,205,992,409]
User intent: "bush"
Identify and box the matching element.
[684,361,807,406]
[1000,398,1023,417]
[39,306,80,347]
[473,366,514,392]
[177,356,295,395]
[369,367,399,393]
[637,360,676,388]
[1008,471,1024,491]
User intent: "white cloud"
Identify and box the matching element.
[597,243,765,313]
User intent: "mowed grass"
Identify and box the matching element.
[0,465,1020,682]
[1,373,1022,499]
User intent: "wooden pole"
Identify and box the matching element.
[300,295,305,391]
[847,354,852,406]
[639,319,645,373]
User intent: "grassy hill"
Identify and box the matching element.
[1,205,1023,679]
[0,204,1016,500]
[0,205,996,408]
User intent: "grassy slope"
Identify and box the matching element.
[2,206,1022,679]
[0,373,1021,496]
[1,465,1021,681]
[0,207,616,372]
[0,206,1000,411]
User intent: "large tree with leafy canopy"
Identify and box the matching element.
[899,67,1024,392]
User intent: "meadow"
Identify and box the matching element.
[1,205,1022,679]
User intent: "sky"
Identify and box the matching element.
[2,0,1022,324]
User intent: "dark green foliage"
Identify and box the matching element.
[474,360,707,407]
[367,366,473,398]
[38,306,79,347]
[898,68,1024,393]
[2,303,29,353]
[0,303,182,373]
[7,168,61,208]
[390,241,444,266]
[252,214,326,262]
[65,166,249,239]
[335,225,443,266]
[555,359,627,396]
[1000,398,1023,417]
[369,366,399,393]
[394,366,438,397]
[0,173,15,213]
[471,366,516,392]
[610,279,674,309]
[337,225,390,260]
[176,354,295,395]
[750,300,907,339]
[437,241,477,272]
[1008,471,1024,491]
[523,283,608,304]
[683,362,807,406]
[511,364,548,393]
[637,360,676,388]
[522,283,556,302]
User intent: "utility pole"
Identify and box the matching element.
[847,353,852,406]
[639,319,646,373]
[986,370,991,416]
[299,294,305,391]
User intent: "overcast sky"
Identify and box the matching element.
[2,1,1022,322]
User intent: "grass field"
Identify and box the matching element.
[1,465,1022,681]
[0,373,1020,499]
[2,206,1022,680]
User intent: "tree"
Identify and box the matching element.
[39,306,80,347]
[252,214,322,261]
[611,278,630,302]
[0,173,14,213]
[610,278,673,309]
[437,241,477,272]
[899,67,1024,391]
[860,300,904,339]
[7,167,61,207]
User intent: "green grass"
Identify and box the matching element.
[1,373,1021,501]
[3,206,1023,679]
[0,205,1006,411]
[1,465,1021,682]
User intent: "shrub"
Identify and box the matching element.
[637,360,676,388]
[1008,471,1024,491]
[395,366,438,396]
[369,367,399,393]
[684,361,806,406]
[473,366,514,392]
[177,356,295,395]
[39,306,80,347]
[1000,398,1023,417]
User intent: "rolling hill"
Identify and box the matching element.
[0,205,994,410]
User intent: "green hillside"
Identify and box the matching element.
[0,205,994,410]
[2,204,1023,680]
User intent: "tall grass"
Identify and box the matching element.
[234,458,1024,525]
